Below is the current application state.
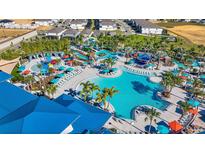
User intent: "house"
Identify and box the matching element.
[45,27,66,39]
[62,28,81,39]
[70,19,88,30]
[0,71,111,134]
[126,19,165,35]
[34,19,53,26]
[99,19,118,31]
[80,29,93,37]
[0,19,15,27]
[63,19,73,28]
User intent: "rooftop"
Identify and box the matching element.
[46,27,65,34]
[134,19,162,29]
[70,19,87,25]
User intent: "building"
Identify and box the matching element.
[126,19,165,35]
[0,19,15,27]
[45,27,66,39]
[0,71,111,134]
[62,19,73,28]
[99,19,117,31]
[62,28,81,39]
[70,19,88,30]
[34,19,53,26]
[80,29,93,37]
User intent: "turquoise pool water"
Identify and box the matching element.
[90,68,169,119]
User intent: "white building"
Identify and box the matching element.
[70,19,87,30]
[34,19,54,26]
[0,19,15,27]
[45,27,66,39]
[133,19,164,35]
[99,19,117,31]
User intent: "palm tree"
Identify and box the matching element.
[95,90,109,110]
[178,101,192,118]
[49,84,57,98]
[106,86,119,108]
[23,75,35,91]
[80,81,92,102]
[161,72,183,97]
[144,108,161,133]
[89,83,100,99]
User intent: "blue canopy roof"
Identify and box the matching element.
[50,78,59,84]
[0,85,79,134]
[0,71,12,83]
[0,81,37,119]
[54,94,111,134]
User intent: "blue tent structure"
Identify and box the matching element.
[54,94,111,134]
[0,71,111,134]
[0,71,12,83]
[18,66,26,72]
[157,125,170,134]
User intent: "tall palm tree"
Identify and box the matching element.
[106,86,119,108]
[89,83,100,99]
[144,108,161,133]
[178,101,192,118]
[95,91,109,110]
[161,72,182,97]
[80,81,92,102]
[49,84,57,98]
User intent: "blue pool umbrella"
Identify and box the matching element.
[66,67,74,72]
[182,73,189,77]
[41,68,47,74]
[157,125,170,134]
[200,74,205,79]
[111,68,118,72]
[58,66,65,71]
[188,99,200,107]
[50,78,59,84]
[102,69,110,73]
[18,66,25,72]
[56,73,65,78]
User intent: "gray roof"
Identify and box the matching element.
[35,19,52,22]
[62,28,80,37]
[46,27,65,34]
[0,19,14,23]
[134,19,162,29]
[70,19,87,25]
[100,19,117,26]
[63,19,73,25]
[81,29,92,35]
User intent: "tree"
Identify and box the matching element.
[80,81,92,102]
[161,72,183,97]
[23,75,35,91]
[89,83,100,99]
[95,90,109,110]
[106,86,119,108]
[178,101,192,118]
[144,108,161,133]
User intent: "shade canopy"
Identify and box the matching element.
[168,120,183,132]
[56,73,65,78]
[179,76,187,80]
[157,125,170,134]
[188,99,200,107]
[22,70,30,75]
[58,66,65,71]
[63,55,69,59]
[66,67,74,72]
[50,78,59,84]
[50,60,57,65]
[188,108,198,115]
[18,66,25,72]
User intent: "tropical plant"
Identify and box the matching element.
[89,83,100,99]
[144,108,161,133]
[95,90,109,110]
[80,81,92,102]
[46,84,57,98]
[161,72,183,97]
[178,101,192,117]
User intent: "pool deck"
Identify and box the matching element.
[53,66,98,98]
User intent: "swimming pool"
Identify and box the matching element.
[88,68,170,119]
[95,50,117,60]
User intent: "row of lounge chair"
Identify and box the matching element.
[55,69,83,88]
[126,67,153,76]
